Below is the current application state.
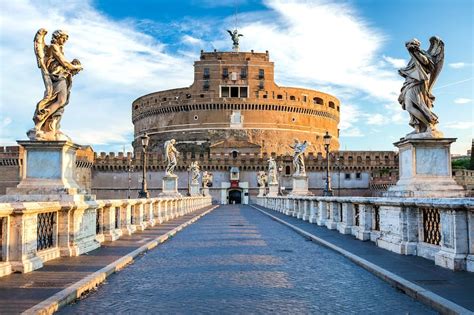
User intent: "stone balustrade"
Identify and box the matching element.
[256,196,474,272]
[0,196,211,277]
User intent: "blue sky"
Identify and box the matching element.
[0,0,472,154]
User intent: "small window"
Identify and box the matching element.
[277,94,283,99]
[186,93,191,99]
[240,68,247,79]
[262,94,267,98]
[194,115,199,120]
[290,95,296,101]
[203,68,210,79]
[221,86,230,97]
[329,101,335,108]
[134,105,138,110]
[259,81,264,90]
[291,117,296,122]
[356,172,362,179]
[222,68,229,78]
[162,97,167,101]
[313,97,323,105]
[345,173,351,179]
[240,87,248,98]
[200,94,204,98]
[232,151,238,158]
[303,95,307,102]
[258,69,265,79]
[230,86,239,97]
[337,106,340,112]
[285,165,291,175]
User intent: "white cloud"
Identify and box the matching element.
[454,98,472,104]
[367,113,387,125]
[0,0,195,150]
[181,34,203,46]
[449,62,469,69]
[382,55,406,68]
[222,0,402,102]
[443,122,474,130]
[342,128,364,137]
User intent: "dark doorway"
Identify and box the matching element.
[228,190,242,204]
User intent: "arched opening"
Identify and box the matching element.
[285,165,291,175]
[228,189,242,204]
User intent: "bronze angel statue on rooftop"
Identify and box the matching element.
[227,29,243,51]
[398,36,444,139]
[29,28,83,141]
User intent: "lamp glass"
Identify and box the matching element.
[141,134,149,147]
[323,132,331,145]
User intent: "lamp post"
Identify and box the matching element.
[278,164,283,195]
[138,133,150,198]
[323,131,333,196]
[336,157,341,197]
[127,154,133,199]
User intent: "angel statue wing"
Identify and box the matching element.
[426,36,445,100]
[34,28,48,72]
[227,30,233,37]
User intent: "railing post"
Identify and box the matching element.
[308,199,318,223]
[325,201,338,230]
[467,209,474,272]
[435,208,469,270]
[302,199,310,221]
[316,201,327,226]
[337,202,354,234]
[355,203,372,241]
[121,202,135,235]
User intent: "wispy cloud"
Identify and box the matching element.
[454,98,472,104]
[382,55,406,68]
[449,62,472,69]
[443,122,474,130]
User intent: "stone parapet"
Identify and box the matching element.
[256,195,474,272]
[0,195,212,278]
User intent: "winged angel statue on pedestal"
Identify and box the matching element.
[398,36,444,139]
[28,29,83,141]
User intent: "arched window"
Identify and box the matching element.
[285,165,291,175]
[277,94,283,99]
[313,97,323,105]
[290,95,296,101]
[329,101,335,108]
[232,151,238,158]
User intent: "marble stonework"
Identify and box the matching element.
[386,138,465,198]
[290,175,310,196]
[160,175,182,197]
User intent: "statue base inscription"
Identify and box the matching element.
[267,183,279,197]
[189,183,200,196]
[385,138,465,198]
[0,140,94,202]
[290,175,310,196]
[159,175,182,197]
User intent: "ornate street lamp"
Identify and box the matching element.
[138,133,150,198]
[323,131,333,196]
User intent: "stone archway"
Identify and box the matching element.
[228,189,242,204]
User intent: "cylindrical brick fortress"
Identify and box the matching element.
[132,50,340,155]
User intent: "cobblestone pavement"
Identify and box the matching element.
[61,205,434,314]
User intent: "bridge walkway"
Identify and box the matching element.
[61,205,435,314]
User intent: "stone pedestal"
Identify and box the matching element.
[267,183,279,197]
[202,187,210,196]
[0,140,93,202]
[160,175,182,197]
[385,138,465,198]
[257,186,266,197]
[290,175,309,196]
[189,183,200,196]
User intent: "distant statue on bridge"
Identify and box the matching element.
[189,161,200,185]
[164,139,179,176]
[267,157,278,184]
[290,140,309,176]
[257,171,268,188]
[202,171,213,188]
[398,36,445,139]
[227,29,243,51]
[29,28,83,141]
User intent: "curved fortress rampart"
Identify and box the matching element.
[132,51,340,155]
